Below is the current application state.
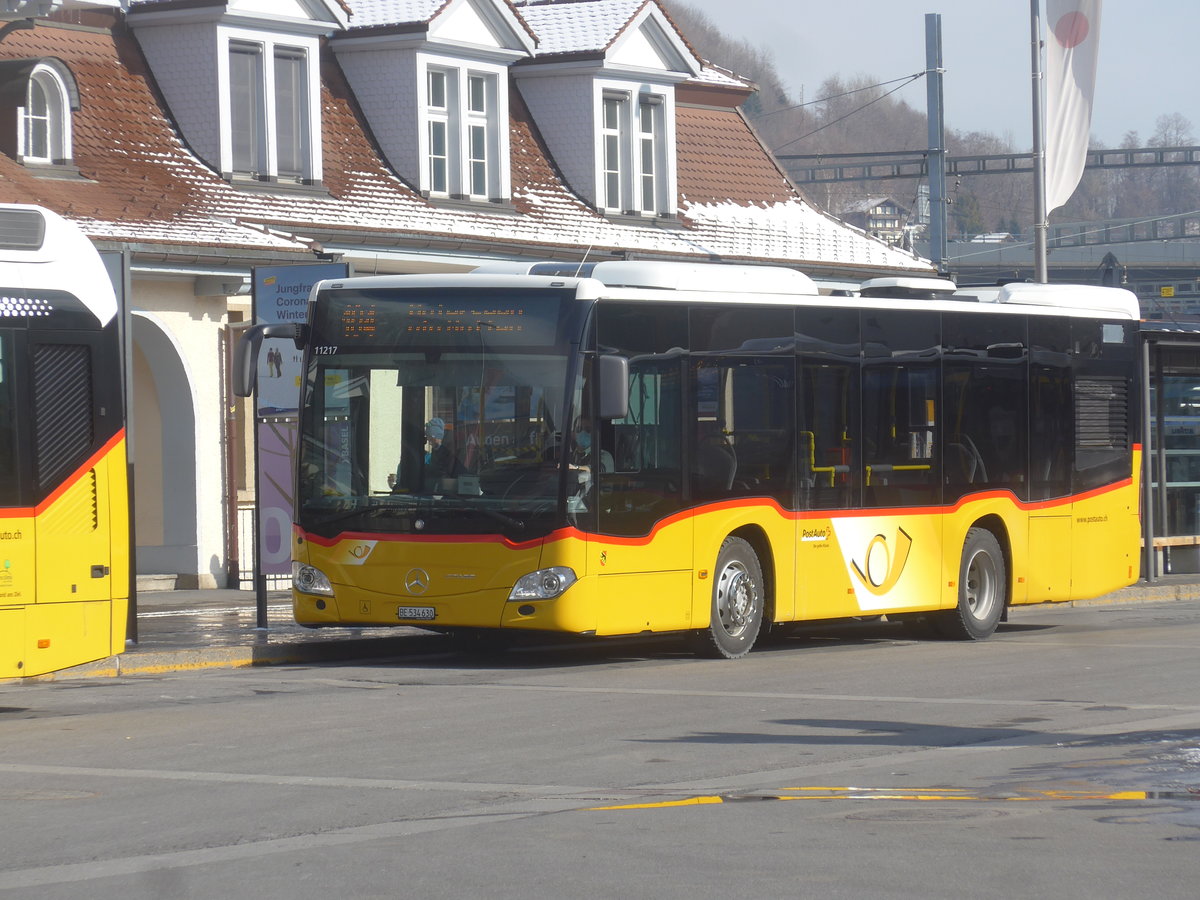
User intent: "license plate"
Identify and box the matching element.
[397,606,436,621]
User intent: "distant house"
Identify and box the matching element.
[0,0,931,589]
[840,197,912,246]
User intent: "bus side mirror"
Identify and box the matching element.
[598,354,629,420]
[233,323,305,398]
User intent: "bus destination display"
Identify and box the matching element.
[326,291,565,347]
[404,304,525,336]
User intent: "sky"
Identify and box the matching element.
[676,1,1197,150]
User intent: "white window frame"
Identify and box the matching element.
[426,67,453,196]
[220,28,322,184]
[594,83,675,218]
[273,47,309,180]
[600,93,628,213]
[465,73,491,200]
[418,56,507,202]
[229,41,266,176]
[637,96,662,215]
[19,64,72,165]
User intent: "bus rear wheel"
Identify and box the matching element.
[937,527,1006,640]
[699,537,765,659]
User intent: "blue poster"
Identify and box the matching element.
[253,263,346,417]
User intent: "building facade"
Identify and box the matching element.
[0,0,929,588]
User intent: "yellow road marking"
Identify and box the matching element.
[589,796,724,811]
[585,786,1191,811]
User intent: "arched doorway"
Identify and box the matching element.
[131,312,199,585]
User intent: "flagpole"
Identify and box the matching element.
[1030,0,1049,282]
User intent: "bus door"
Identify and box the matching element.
[31,332,117,607]
[592,303,692,634]
[688,305,797,619]
[796,308,863,620]
[1027,317,1073,601]
[853,310,943,616]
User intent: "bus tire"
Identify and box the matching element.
[937,527,1006,640]
[699,537,765,659]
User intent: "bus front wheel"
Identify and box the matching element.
[937,527,1006,640]
[699,537,765,659]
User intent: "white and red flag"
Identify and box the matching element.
[1043,0,1102,212]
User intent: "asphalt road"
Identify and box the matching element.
[3,601,1200,899]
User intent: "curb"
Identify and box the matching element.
[1071,581,1200,607]
[11,635,436,683]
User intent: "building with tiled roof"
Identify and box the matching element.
[840,196,915,247]
[0,0,930,590]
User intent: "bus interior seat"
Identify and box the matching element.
[946,434,987,484]
[695,434,737,491]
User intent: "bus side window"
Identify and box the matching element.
[797,308,860,511]
[1030,316,1073,501]
[943,312,1029,502]
[860,310,940,509]
[595,303,686,537]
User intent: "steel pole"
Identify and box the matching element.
[1031,0,1049,281]
[925,14,947,272]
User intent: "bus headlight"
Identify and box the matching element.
[508,567,577,601]
[292,561,334,596]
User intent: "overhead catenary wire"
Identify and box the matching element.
[773,72,927,153]
[760,71,928,118]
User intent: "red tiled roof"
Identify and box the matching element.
[676,105,794,207]
[0,18,309,253]
[0,16,929,274]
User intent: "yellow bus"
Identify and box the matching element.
[235,262,1140,658]
[0,205,128,678]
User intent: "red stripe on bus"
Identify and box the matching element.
[3,430,126,519]
[294,477,1133,549]
[297,523,584,552]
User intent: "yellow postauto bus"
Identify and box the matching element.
[0,205,128,678]
[236,262,1140,658]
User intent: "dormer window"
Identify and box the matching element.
[420,61,503,201]
[332,0,529,204]
[127,1,342,188]
[18,63,74,166]
[226,36,317,184]
[597,87,670,217]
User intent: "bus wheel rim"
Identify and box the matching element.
[964,549,998,621]
[716,560,756,637]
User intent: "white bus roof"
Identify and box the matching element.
[0,204,117,326]
[472,260,818,295]
[333,263,1141,321]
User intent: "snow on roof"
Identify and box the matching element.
[516,0,649,55]
[688,62,751,89]
[0,14,929,275]
[345,0,450,28]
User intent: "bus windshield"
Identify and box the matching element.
[296,286,585,539]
